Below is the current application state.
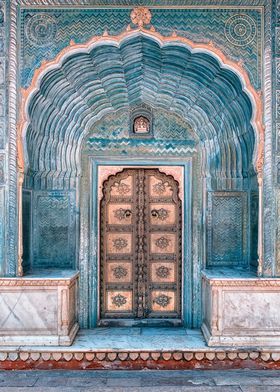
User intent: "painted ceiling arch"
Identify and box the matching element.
[19,29,263,185]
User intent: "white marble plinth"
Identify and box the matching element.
[202,270,280,347]
[0,270,79,346]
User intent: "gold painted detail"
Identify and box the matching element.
[156,265,171,279]
[112,294,127,308]
[114,208,132,221]
[155,237,171,250]
[151,208,169,221]
[112,238,128,251]
[112,266,128,279]
[130,7,152,28]
[153,294,172,308]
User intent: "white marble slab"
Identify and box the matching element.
[0,328,208,352]
[0,289,57,334]
[202,274,280,347]
[0,272,79,346]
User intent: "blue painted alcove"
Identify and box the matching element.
[22,33,257,328]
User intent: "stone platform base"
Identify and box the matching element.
[202,270,280,347]
[1,328,280,370]
[0,271,79,346]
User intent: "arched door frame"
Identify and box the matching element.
[88,158,193,328]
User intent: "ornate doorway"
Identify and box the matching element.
[100,168,182,324]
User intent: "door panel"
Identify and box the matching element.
[100,168,182,321]
[107,233,133,254]
[145,170,181,318]
[150,203,177,225]
[150,233,176,254]
[106,290,133,312]
[107,204,133,225]
[100,170,137,318]
[107,262,132,283]
[150,262,176,283]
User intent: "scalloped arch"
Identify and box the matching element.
[17,28,264,181]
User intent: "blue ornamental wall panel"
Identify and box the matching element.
[207,192,248,266]
[250,192,259,266]
[33,191,76,269]
[22,190,32,272]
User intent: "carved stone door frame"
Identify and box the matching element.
[88,158,193,328]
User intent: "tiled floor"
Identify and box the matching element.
[0,369,278,391]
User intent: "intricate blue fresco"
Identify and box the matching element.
[33,191,76,269]
[207,192,247,266]
[85,108,197,156]
[20,7,262,89]
[87,108,195,141]
[25,33,255,190]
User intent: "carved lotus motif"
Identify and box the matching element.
[153,294,171,308]
[155,236,171,249]
[112,294,127,308]
[156,265,171,279]
[112,237,128,250]
[113,266,128,279]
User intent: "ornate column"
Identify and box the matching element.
[0,2,8,276]
[17,171,24,276]
[257,176,264,276]
[274,2,280,277]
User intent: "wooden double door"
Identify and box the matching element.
[100,168,182,322]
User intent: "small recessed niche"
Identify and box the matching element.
[133,116,150,134]
[130,105,153,138]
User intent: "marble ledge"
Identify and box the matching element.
[0,269,79,286]
[202,267,257,279]
[202,268,280,286]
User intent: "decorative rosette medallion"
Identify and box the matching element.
[130,7,152,28]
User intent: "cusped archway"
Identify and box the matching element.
[19,29,263,327]
[19,30,263,188]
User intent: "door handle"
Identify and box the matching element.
[151,209,159,218]
[124,209,132,217]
